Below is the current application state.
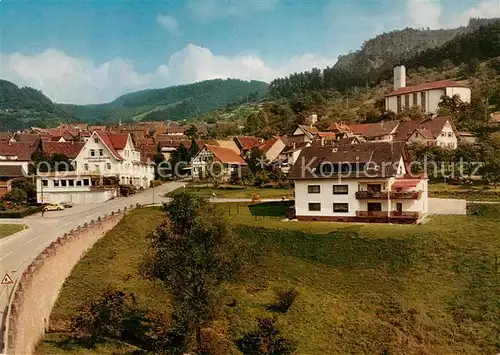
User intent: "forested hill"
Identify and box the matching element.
[0,79,74,131]
[334,18,498,74]
[59,79,269,124]
[269,20,500,99]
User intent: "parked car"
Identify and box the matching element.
[44,203,65,211]
[60,201,74,208]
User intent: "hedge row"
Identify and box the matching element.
[0,206,43,218]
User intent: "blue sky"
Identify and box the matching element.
[1,0,499,104]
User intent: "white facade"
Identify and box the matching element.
[386,87,471,116]
[191,146,245,181]
[386,65,471,116]
[294,178,428,221]
[436,120,458,149]
[36,174,118,204]
[72,132,154,188]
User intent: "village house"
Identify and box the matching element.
[191,144,247,182]
[394,116,459,149]
[0,141,38,196]
[254,137,286,163]
[233,136,263,154]
[288,142,428,224]
[385,65,471,115]
[291,124,320,143]
[35,131,155,204]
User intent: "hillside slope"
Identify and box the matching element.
[59,79,269,124]
[334,18,498,74]
[0,79,73,130]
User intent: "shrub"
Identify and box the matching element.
[467,203,500,218]
[120,184,137,197]
[70,288,136,348]
[4,188,28,205]
[268,288,298,313]
[237,317,297,355]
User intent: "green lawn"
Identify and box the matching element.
[36,204,500,355]
[429,182,500,201]
[0,223,25,239]
[166,184,293,199]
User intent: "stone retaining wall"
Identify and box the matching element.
[5,206,134,355]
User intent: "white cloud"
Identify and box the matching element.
[157,14,180,34]
[407,0,443,29]
[406,0,499,29]
[187,0,277,20]
[0,45,336,105]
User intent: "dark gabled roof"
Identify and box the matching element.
[0,165,25,178]
[288,142,407,180]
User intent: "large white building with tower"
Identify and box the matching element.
[385,65,471,116]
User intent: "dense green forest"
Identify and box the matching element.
[0,79,74,131]
[59,79,268,124]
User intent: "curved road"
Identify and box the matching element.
[0,181,182,336]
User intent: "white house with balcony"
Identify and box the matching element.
[288,142,428,224]
[385,65,471,116]
[35,131,155,204]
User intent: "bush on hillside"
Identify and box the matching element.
[267,288,299,313]
[237,317,297,355]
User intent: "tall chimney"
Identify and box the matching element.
[393,65,406,90]
[310,114,317,127]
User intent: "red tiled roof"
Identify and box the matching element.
[348,121,400,138]
[0,142,34,161]
[203,145,247,165]
[42,141,85,159]
[326,122,351,132]
[108,133,129,150]
[234,136,261,150]
[95,132,123,160]
[165,126,186,134]
[15,133,40,144]
[386,80,469,97]
[315,132,338,139]
[256,138,279,153]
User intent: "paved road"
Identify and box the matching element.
[0,181,182,325]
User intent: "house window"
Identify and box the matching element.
[94,138,99,144]
[308,203,321,211]
[106,163,111,170]
[405,94,409,108]
[99,149,104,156]
[396,96,401,113]
[333,203,349,213]
[448,132,452,137]
[42,180,48,187]
[76,180,82,186]
[53,180,60,187]
[61,180,67,187]
[68,179,74,187]
[420,92,426,110]
[84,163,88,170]
[308,185,320,194]
[90,149,95,157]
[83,179,90,186]
[413,92,418,106]
[441,132,446,137]
[333,185,348,195]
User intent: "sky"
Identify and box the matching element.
[0,0,499,105]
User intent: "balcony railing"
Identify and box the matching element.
[356,211,420,219]
[355,190,422,200]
